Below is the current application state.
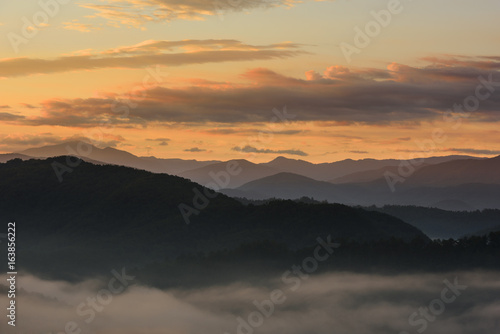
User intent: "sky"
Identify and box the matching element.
[0,0,499,162]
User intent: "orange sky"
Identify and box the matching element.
[1,0,500,162]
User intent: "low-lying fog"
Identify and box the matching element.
[1,271,499,334]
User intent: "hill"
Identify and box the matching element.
[222,172,349,202]
[0,157,427,280]
[179,159,280,188]
[403,155,500,186]
[262,155,480,181]
[0,153,33,163]
[19,141,219,175]
[364,205,500,239]
[12,143,483,187]
[329,164,428,184]
[226,156,500,210]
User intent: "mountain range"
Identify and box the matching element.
[13,141,482,181]
[6,142,500,210]
[222,166,500,210]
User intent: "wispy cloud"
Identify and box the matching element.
[0,133,62,148]
[62,20,101,32]
[0,134,124,152]
[446,148,500,155]
[203,128,304,135]
[0,112,25,122]
[0,40,305,78]
[232,145,308,156]
[80,0,314,28]
[184,147,206,152]
[146,137,170,146]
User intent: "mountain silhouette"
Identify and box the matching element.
[1,157,428,279]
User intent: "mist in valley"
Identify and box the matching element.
[1,271,499,334]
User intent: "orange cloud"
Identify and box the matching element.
[0,40,305,78]
[8,57,500,128]
[62,20,101,32]
[80,0,309,28]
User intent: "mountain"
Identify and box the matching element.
[222,172,350,203]
[465,225,500,237]
[19,141,219,175]
[15,143,482,186]
[179,159,280,188]
[140,156,220,175]
[0,153,33,163]
[21,141,161,169]
[183,155,482,189]
[261,156,331,180]
[430,199,477,212]
[364,205,500,239]
[390,183,500,210]
[225,156,500,210]
[330,164,429,184]
[0,157,428,280]
[261,155,480,181]
[261,156,402,181]
[403,155,500,186]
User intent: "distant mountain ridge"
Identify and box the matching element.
[264,155,480,181]
[6,142,498,210]
[19,141,220,175]
[222,155,500,210]
[222,172,349,202]
[0,153,33,163]
[364,205,500,239]
[179,159,281,188]
[402,156,500,186]
[10,142,481,184]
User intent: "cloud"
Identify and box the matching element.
[62,20,101,32]
[19,103,36,109]
[204,128,304,135]
[348,150,368,154]
[421,55,500,72]
[232,145,308,156]
[2,271,500,334]
[0,134,124,152]
[11,57,500,128]
[0,133,62,148]
[446,148,500,155]
[0,112,25,122]
[79,0,316,28]
[184,147,206,152]
[147,137,170,146]
[0,40,305,78]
